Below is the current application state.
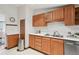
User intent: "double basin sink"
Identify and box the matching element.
[44,34,63,38]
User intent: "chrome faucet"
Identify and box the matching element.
[53,31,61,37]
[36,30,41,34]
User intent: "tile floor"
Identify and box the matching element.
[0,45,43,55]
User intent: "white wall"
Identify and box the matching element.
[25,7,34,48]
[0,5,19,35]
[18,5,26,19]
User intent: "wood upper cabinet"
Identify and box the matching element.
[74,7,79,25]
[34,36,42,51]
[50,39,64,55]
[42,37,51,54]
[52,8,64,21]
[33,14,47,27]
[64,5,75,25]
[32,5,79,26]
[44,11,53,22]
[29,35,35,48]
[7,34,19,49]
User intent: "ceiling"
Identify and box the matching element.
[0,4,65,10]
[27,4,65,10]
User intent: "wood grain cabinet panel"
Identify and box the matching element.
[44,12,53,22]
[42,37,51,54]
[50,39,64,55]
[7,34,19,49]
[29,35,64,55]
[29,35,35,48]
[53,8,64,21]
[34,36,42,51]
[64,5,75,25]
[32,5,79,26]
[33,14,47,27]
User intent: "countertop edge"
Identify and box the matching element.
[29,33,79,42]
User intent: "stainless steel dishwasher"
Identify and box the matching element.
[64,40,79,55]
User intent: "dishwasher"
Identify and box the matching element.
[64,40,79,55]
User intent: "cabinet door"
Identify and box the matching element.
[35,36,42,51]
[64,5,75,25]
[29,35,35,48]
[7,34,19,49]
[44,12,53,22]
[42,37,51,54]
[57,8,64,21]
[53,8,64,21]
[33,14,47,27]
[51,39,64,55]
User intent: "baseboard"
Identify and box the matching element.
[5,45,17,50]
[24,47,30,49]
[5,47,10,50]
[5,46,47,55]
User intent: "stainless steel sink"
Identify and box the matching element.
[67,35,79,39]
[44,34,63,38]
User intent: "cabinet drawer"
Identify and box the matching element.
[35,36,41,39]
[35,45,41,51]
[35,37,41,43]
[35,42,41,47]
[51,39,64,43]
[35,40,41,43]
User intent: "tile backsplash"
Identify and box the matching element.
[33,22,79,36]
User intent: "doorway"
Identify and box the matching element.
[19,19,25,49]
[0,15,6,48]
[20,19,25,39]
[0,22,5,46]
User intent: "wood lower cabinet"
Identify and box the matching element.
[29,35,64,55]
[34,36,42,51]
[42,37,51,54]
[29,35,35,48]
[7,34,19,49]
[50,39,64,55]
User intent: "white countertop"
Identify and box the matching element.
[30,33,79,42]
[7,33,19,35]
